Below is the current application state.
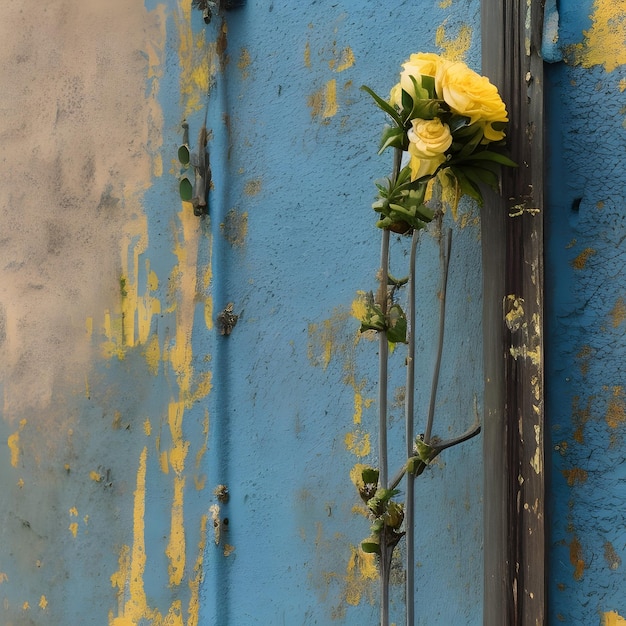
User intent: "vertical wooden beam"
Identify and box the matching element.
[481,1,545,625]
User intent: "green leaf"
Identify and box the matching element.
[178,144,190,166]
[386,303,407,344]
[450,167,483,203]
[361,85,403,126]
[401,86,414,115]
[462,150,517,167]
[457,125,485,158]
[378,126,406,154]
[179,177,193,201]
[462,165,500,188]
[421,74,435,98]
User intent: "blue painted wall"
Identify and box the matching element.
[0,1,484,625]
[545,0,626,623]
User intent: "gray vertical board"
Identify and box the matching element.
[481,1,546,624]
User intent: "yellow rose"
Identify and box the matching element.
[389,52,445,107]
[435,60,508,127]
[407,118,452,179]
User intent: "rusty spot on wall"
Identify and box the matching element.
[610,297,626,327]
[569,536,586,580]
[604,541,622,570]
[562,467,588,486]
[220,209,248,247]
[244,178,262,196]
[238,47,252,79]
[572,395,593,443]
[571,247,596,269]
[606,387,626,428]
[576,345,592,377]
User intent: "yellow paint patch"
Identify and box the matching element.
[174,3,218,117]
[330,46,355,72]
[344,545,377,606]
[349,463,370,492]
[610,297,626,327]
[344,429,371,457]
[569,536,586,580]
[110,448,149,624]
[143,333,161,376]
[69,523,78,538]
[604,611,626,625]
[166,475,186,586]
[90,470,103,482]
[576,0,626,71]
[304,41,311,68]
[187,514,208,626]
[7,419,26,468]
[69,507,78,517]
[308,80,339,119]
[571,247,596,269]
[39,595,48,610]
[323,79,338,117]
[351,292,368,323]
[307,308,351,369]
[143,419,152,437]
[436,22,472,61]
[0,573,8,583]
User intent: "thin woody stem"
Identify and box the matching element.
[379,146,402,626]
[424,224,452,444]
[405,228,419,626]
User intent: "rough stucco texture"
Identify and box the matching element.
[0,0,162,415]
[546,0,626,623]
[0,1,486,625]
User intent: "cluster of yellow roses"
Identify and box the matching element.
[389,52,509,181]
[363,51,514,232]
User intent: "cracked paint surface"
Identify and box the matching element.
[546,0,626,622]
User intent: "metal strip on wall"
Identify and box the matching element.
[481,1,546,624]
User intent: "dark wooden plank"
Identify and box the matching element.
[481,1,545,624]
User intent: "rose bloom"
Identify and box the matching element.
[407,117,452,179]
[435,60,508,137]
[389,52,445,108]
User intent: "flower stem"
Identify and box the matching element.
[424,223,452,444]
[379,147,402,626]
[405,228,419,626]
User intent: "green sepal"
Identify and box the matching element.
[386,303,407,344]
[415,438,436,462]
[361,467,379,485]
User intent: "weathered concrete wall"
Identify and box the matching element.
[0,1,485,624]
[546,0,626,623]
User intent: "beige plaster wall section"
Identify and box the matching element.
[0,0,163,418]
